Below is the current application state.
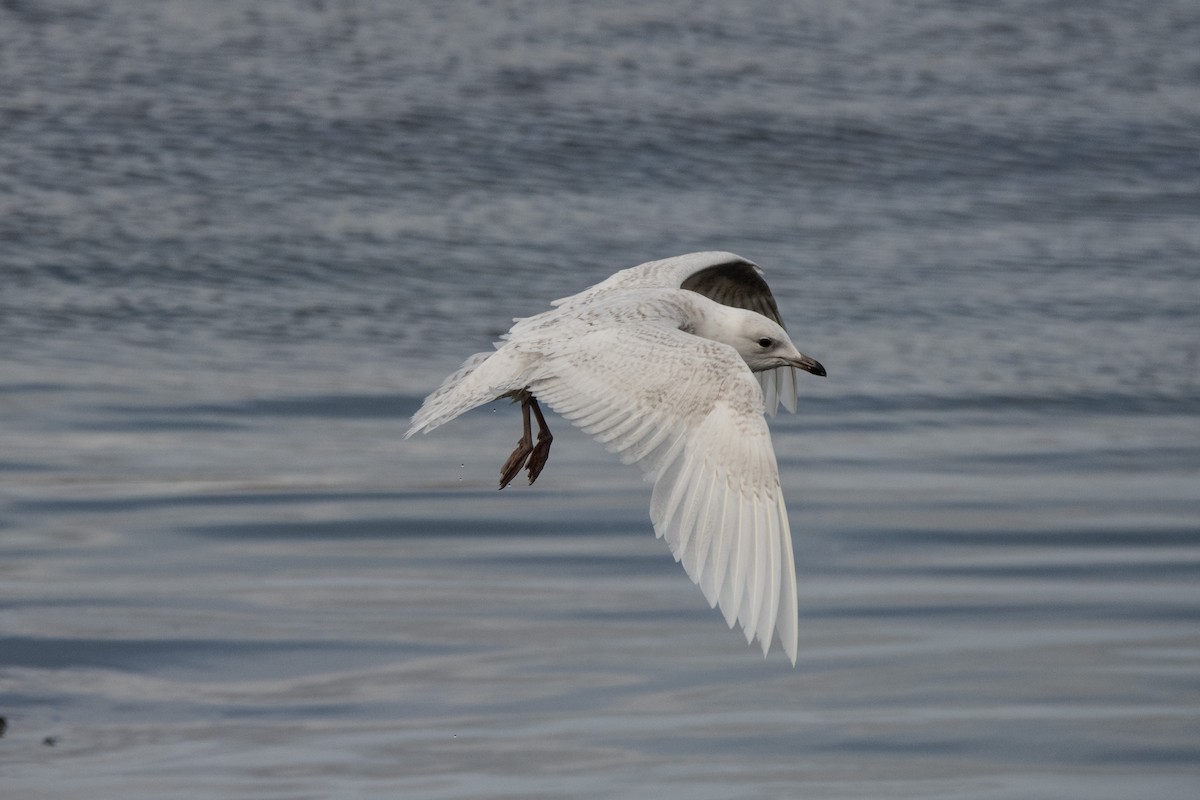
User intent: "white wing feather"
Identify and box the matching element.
[524,321,799,664]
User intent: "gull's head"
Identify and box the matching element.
[716,307,827,377]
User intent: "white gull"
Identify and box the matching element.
[405,252,826,663]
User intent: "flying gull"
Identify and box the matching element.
[406,252,826,663]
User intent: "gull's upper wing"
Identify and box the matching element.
[553,252,800,415]
[520,318,799,664]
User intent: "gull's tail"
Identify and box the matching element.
[405,349,526,437]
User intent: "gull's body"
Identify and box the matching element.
[406,252,826,664]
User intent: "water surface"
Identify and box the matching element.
[2,1,1198,798]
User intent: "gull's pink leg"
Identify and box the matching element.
[498,394,534,490]
[525,397,554,485]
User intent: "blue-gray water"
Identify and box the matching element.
[2,1,1199,798]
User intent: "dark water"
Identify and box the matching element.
[2,1,1199,797]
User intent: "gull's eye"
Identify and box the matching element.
[757,337,773,348]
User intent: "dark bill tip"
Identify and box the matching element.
[793,355,826,377]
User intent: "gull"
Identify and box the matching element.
[405,252,826,663]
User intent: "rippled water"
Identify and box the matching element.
[2,1,1199,798]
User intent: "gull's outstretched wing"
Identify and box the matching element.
[553,252,800,415]
[522,319,799,664]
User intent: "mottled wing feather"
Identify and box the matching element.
[523,321,799,664]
